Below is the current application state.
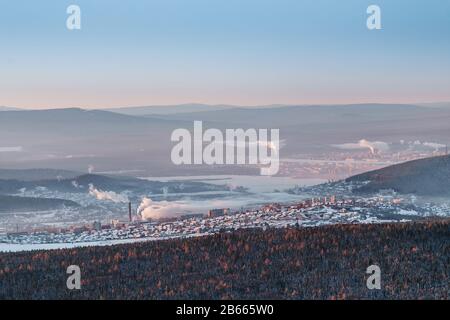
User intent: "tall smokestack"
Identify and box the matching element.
[128,202,132,222]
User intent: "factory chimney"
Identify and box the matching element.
[128,202,132,222]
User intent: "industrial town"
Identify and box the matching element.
[1,193,444,250]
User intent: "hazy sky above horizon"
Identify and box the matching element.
[1,0,449,109]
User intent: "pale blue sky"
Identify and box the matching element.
[1,0,449,108]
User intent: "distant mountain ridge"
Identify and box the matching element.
[106,104,238,115]
[347,155,450,196]
[0,195,79,213]
[2,104,450,176]
[0,173,228,195]
[0,106,21,111]
[0,169,80,181]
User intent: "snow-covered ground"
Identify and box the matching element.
[3,196,442,253]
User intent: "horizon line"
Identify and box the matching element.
[2,100,450,111]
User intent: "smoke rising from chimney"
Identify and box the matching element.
[333,139,390,154]
[88,184,129,203]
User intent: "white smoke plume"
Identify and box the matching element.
[221,139,286,156]
[422,142,446,151]
[136,190,309,221]
[136,197,237,221]
[88,184,129,203]
[71,180,81,189]
[405,140,446,152]
[137,197,190,220]
[162,187,169,198]
[0,146,23,152]
[333,139,390,154]
[88,165,95,174]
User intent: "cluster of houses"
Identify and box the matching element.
[1,193,434,248]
